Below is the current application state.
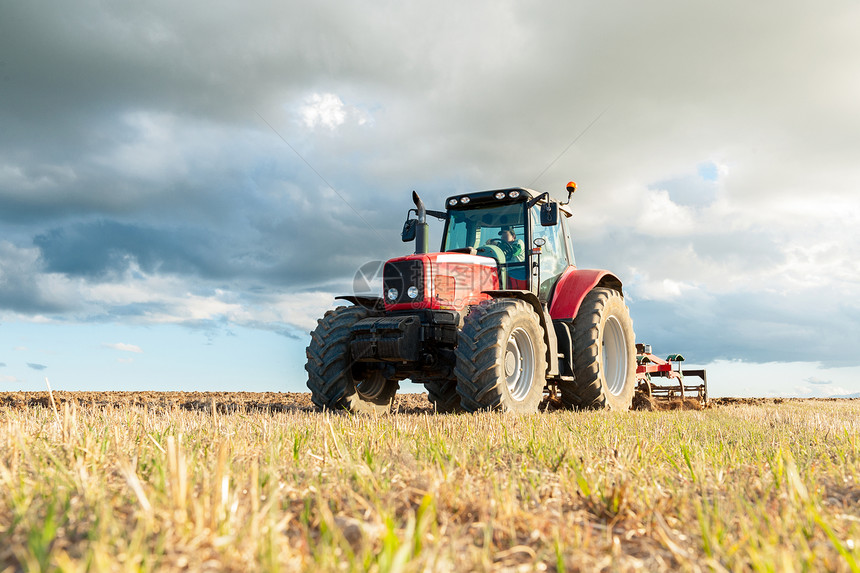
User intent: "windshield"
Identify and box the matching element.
[443,204,525,253]
[442,203,528,288]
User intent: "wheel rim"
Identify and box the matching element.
[602,315,628,396]
[356,371,387,399]
[505,327,535,401]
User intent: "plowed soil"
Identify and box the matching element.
[2,391,849,414]
[0,391,435,414]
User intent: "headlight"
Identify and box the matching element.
[494,192,506,200]
[386,288,399,301]
[460,196,470,204]
[407,286,419,299]
[509,190,520,198]
[448,198,458,206]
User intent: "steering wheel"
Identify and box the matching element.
[492,240,516,258]
[476,243,505,264]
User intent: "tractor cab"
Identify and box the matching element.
[441,187,576,302]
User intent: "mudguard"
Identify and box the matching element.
[548,268,624,320]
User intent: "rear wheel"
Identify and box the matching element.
[455,299,547,413]
[306,306,399,414]
[421,378,463,413]
[562,288,636,410]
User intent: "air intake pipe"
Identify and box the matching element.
[412,191,430,254]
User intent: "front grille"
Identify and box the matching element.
[383,259,424,305]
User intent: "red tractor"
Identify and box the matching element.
[305,182,652,413]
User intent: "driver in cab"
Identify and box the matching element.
[486,226,525,262]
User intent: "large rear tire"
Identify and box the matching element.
[306,306,399,414]
[562,288,636,410]
[421,378,464,413]
[455,299,547,413]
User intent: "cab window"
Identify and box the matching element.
[562,215,576,268]
[443,204,527,289]
[530,205,571,301]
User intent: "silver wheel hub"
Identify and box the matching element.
[505,351,516,376]
[602,315,628,396]
[505,327,535,401]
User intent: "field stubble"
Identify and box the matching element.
[0,392,858,572]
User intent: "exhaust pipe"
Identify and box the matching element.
[412,191,430,254]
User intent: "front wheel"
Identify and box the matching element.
[562,288,636,410]
[305,306,399,414]
[455,298,547,413]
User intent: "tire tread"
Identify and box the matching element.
[454,298,547,412]
[305,306,398,413]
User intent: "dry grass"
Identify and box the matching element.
[1,396,859,572]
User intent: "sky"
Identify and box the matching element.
[1,1,859,398]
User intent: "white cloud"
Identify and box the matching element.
[630,274,697,302]
[299,93,371,130]
[0,244,338,336]
[790,384,855,399]
[301,93,347,130]
[634,190,696,237]
[820,386,853,398]
[103,342,143,353]
[704,360,860,398]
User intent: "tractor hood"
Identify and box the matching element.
[383,252,500,312]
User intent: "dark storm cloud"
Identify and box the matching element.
[34,221,217,278]
[0,286,70,316]
[0,1,414,151]
[627,289,860,369]
[0,241,74,314]
[28,184,408,286]
[0,0,416,257]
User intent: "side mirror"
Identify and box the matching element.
[401,219,417,242]
[540,202,559,226]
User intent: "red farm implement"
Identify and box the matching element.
[635,343,708,406]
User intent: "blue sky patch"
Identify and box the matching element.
[697,161,719,182]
